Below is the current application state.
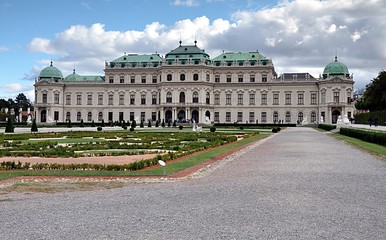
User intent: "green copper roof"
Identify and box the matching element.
[64,72,104,82]
[39,62,63,80]
[323,57,349,76]
[110,54,162,68]
[165,43,210,60]
[213,51,267,62]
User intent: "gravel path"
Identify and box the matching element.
[1,127,385,239]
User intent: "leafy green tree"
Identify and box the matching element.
[5,117,14,133]
[31,119,38,132]
[356,71,386,111]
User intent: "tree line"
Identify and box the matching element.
[0,93,34,122]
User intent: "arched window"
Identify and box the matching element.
[98,112,103,122]
[179,92,185,103]
[311,112,317,123]
[298,112,303,123]
[180,74,185,81]
[66,112,71,121]
[166,92,172,103]
[285,111,291,123]
[167,74,172,81]
[273,111,279,123]
[77,112,81,122]
[87,112,92,122]
[193,74,199,81]
[193,91,199,103]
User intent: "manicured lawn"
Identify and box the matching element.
[0,134,267,181]
[332,133,386,161]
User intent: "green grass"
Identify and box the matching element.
[0,134,267,181]
[332,133,386,160]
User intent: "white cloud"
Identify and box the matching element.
[26,0,386,90]
[0,46,9,52]
[171,0,199,7]
[4,83,23,93]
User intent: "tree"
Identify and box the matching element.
[131,120,137,128]
[356,71,386,111]
[5,118,14,133]
[31,119,38,132]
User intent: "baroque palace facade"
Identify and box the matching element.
[34,41,355,125]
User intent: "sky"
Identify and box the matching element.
[0,0,385,101]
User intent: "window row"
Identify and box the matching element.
[64,111,157,123]
[214,111,317,123]
[108,75,158,84]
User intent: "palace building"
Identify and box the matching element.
[34,41,355,125]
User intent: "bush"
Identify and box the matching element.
[67,120,72,128]
[80,119,84,127]
[140,120,144,128]
[31,119,38,132]
[272,128,278,133]
[131,120,137,129]
[101,119,105,127]
[239,126,244,130]
[340,128,386,146]
[91,120,96,127]
[318,124,336,131]
[179,125,183,130]
[210,126,216,132]
[173,120,177,127]
[155,120,159,127]
[354,110,386,126]
[148,120,152,128]
[130,127,135,132]
[161,119,165,128]
[97,126,102,131]
[5,118,14,133]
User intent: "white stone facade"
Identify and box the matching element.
[34,44,355,125]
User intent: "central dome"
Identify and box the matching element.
[323,57,349,76]
[39,61,63,81]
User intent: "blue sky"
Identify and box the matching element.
[1,0,385,101]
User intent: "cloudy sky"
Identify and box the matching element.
[0,0,385,101]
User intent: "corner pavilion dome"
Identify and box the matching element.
[39,61,63,81]
[323,57,349,78]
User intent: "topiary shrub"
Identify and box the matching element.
[67,120,72,128]
[31,119,38,132]
[272,128,278,133]
[91,120,96,127]
[5,118,14,133]
[101,119,105,127]
[179,125,183,130]
[140,120,144,128]
[148,120,152,128]
[97,126,102,131]
[239,126,244,130]
[155,120,159,127]
[161,119,165,128]
[80,119,84,127]
[210,126,216,132]
[173,120,177,127]
[131,120,137,129]
[130,127,134,132]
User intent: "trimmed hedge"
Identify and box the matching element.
[318,124,337,131]
[340,128,386,146]
[354,110,386,126]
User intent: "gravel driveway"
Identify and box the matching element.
[1,127,385,240]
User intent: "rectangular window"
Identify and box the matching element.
[140,112,145,122]
[249,112,255,123]
[120,76,124,83]
[298,93,304,105]
[311,93,317,105]
[141,94,146,105]
[334,92,339,103]
[151,112,157,122]
[238,94,243,105]
[250,75,255,83]
[42,94,47,104]
[226,112,231,122]
[130,76,135,83]
[76,95,82,105]
[119,94,124,105]
[88,112,92,122]
[87,95,92,105]
[109,76,114,83]
[261,94,267,105]
[108,112,113,122]
[152,94,157,104]
[226,75,231,83]
[152,76,157,83]
[119,112,124,122]
[237,112,243,122]
[226,94,231,105]
[108,94,113,105]
[238,75,243,82]
[141,76,146,83]
[261,112,267,123]
[262,74,267,82]
[321,92,326,104]
[66,95,71,105]
[215,75,220,83]
[130,112,134,121]
[54,111,59,121]
[273,93,279,105]
[54,94,59,104]
[249,94,255,105]
[98,95,103,105]
[130,95,135,105]
[214,112,219,123]
[214,94,220,105]
[285,93,291,105]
